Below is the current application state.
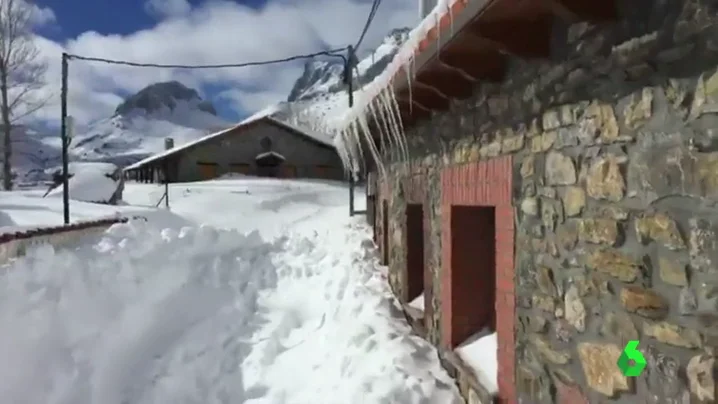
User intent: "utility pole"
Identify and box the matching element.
[346,45,355,217]
[60,53,70,224]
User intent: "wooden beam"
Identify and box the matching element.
[412,80,453,101]
[396,96,432,122]
[466,15,553,59]
[544,0,618,22]
[439,50,508,82]
[416,69,474,99]
[435,58,479,83]
[396,85,450,112]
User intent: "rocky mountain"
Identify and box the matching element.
[114,81,218,116]
[287,28,410,103]
[10,28,410,186]
[70,81,230,166]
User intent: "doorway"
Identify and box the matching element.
[449,205,496,348]
[197,162,219,180]
[406,203,425,304]
[255,151,285,177]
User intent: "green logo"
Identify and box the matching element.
[617,340,647,376]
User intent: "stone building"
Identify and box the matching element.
[354,0,718,403]
[123,115,344,183]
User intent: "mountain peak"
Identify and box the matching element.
[114,81,217,117]
[285,28,410,103]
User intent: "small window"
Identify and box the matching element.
[260,137,272,150]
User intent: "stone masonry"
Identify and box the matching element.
[372,0,718,402]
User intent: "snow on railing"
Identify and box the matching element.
[0,216,135,265]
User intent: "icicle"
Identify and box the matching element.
[447,1,454,36]
[387,85,410,164]
[379,89,407,164]
[408,54,419,119]
[367,97,387,161]
[436,12,441,49]
[357,113,386,181]
[349,121,365,176]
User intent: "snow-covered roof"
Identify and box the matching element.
[255,151,285,161]
[312,0,469,134]
[123,112,334,171]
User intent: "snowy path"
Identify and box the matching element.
[0,178,461,404]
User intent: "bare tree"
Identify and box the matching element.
[0,0,48,190]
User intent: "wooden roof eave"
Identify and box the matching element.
[362,0,496,142]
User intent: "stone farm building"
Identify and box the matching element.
[355,0,718,403]
[123,115,344,182]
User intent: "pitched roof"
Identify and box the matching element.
[123,114,335,171]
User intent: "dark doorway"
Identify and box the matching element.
[406,203,424,303]
[449,205,496,348]
[382,199,389,266]
[255,151,285,177]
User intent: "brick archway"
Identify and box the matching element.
[440,156,515,404]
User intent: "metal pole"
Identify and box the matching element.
[347,45,355,217]
[164,162,169,209]
[60,53,70,224]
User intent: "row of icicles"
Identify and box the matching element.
[333,0,457,182]
[308,0,458,183]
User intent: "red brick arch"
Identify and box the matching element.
[440,155,515,404]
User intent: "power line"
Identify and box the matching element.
[65,48,347,69]
[354,0,382,51]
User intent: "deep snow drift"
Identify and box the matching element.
[45,162,122,204]
[0,178,462,404]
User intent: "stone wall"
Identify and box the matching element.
[373,0,718,402]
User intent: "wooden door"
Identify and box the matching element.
[197,162,218,180]
[281,165,297,178]
[230,163,251,174]
[315,165,332,178]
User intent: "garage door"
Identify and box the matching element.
[197,162,219,180]
[314,165,334,179]
[281,165,297,178]
[230,163,251,174]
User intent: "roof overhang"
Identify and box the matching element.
[366,0,618,132]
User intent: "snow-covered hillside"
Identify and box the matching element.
[287,28,410,103]
[3,125,63,186]
[70,81,231,165]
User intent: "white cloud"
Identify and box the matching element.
[31,0,419,126]
[28,2,56,27]
[144,0,192,19]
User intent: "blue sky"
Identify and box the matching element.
[27,0,417,125]
[35,0,267,39]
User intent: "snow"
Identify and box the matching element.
[123,122,245,170]
[455,329,498,395]
[0,177,464,403]
[290,0,460,173]
[71,99,231,163]
[3,125,62,186]
[409,292,425,311]
[45,162,121,204]
[255,151,285,161]
[0,189,187,232]
[124,116,334,171]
